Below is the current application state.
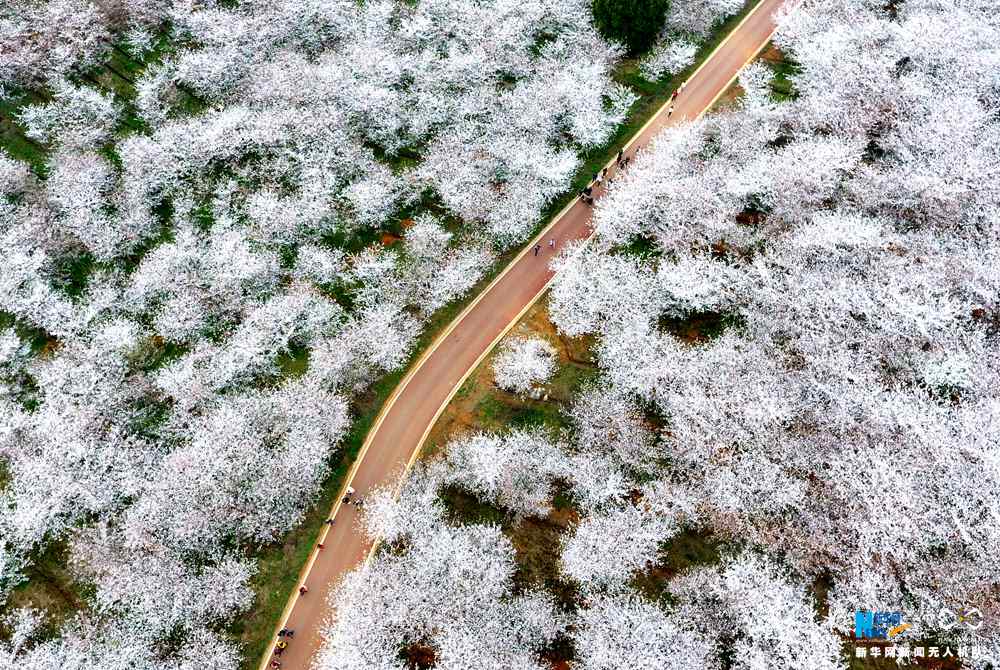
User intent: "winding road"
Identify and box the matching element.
[261,0,792,667]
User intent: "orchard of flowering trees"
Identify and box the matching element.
[315,0,1000,668]
[0,0,658,666]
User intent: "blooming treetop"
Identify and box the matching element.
[492,335,557,399]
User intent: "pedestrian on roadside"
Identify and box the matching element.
[276,640,288,650]
[278,628,288,637]
[534,243,541,256]
[341,495,350,504]
[680,80,687,93]
[325,518,335,525]
[616,149,623,165]
[347,486,355,496]
[355,498,365,509]
[548,239,555,249]
[317,543,325,550]
[667,104,675,118]
[271,661,281,668]
[601,167,608,179]
[299,585,309,596]
[285,629,295,638]
[274,648,283,657]
[670,89,678,102]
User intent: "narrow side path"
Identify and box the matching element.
[263,1,793,667]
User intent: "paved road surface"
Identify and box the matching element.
[262,0,793,667]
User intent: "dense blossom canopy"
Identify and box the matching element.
[316,0,1000,668]
[0,0,634,665]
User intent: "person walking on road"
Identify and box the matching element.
[299,585,309,596]
[667,104,675,118]
[616,149,623,166]
[534,243,541,256]
[548,239,555,250]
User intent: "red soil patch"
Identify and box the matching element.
[400,642,436,669]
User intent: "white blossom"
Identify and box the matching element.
[492,335,557,398]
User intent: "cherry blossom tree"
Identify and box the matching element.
[0,0,110,89]
[670,553,844,670]
[567,384,660,473]
[668,0,744,38]
[573,591,714,670]
[641,39,698,81]
[492,335,557,398]
[442,430,569,517]
[19,81,118,150]
[131,376,349,552]
[560,496,683,591]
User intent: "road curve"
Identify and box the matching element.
[262,0,792,667]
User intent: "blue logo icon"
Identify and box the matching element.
[855,611,908,639]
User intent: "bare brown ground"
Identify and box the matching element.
[422,300,593,457]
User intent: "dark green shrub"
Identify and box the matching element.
[591,0,671,55]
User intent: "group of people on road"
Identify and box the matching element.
[342,485,364,509]
[270,628,296,667]
[533,238,557,256]
[269,483,368,666]
[578,81,687,209]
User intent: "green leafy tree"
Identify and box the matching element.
[591,0,671,55]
